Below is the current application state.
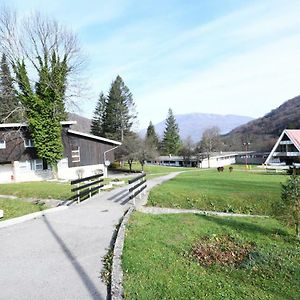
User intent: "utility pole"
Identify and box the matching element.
[243,142,250,169]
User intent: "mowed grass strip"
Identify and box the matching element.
[123,213,300,300]
[0,181,72,200]
[0,198,46,220]
[148,170,286,215]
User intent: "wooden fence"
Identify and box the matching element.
[71,173,104,203]
[127,173,147,204]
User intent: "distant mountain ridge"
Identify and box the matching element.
[68,112,91,133]
[222,95,300,151]
[140,113,253,142]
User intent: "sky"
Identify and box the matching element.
[1,0,300,129]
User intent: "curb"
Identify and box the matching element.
[111,206,135,300]
[137,207,269,218]
[0,206,69,229]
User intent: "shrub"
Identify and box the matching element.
[273,174,300,238]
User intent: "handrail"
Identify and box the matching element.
[128,173,147,204]
[70,173,104,203]
[71,173,103,185]
[128,173,146,185]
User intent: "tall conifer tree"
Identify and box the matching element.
[102,75,136,141]
[146,121,159,149]
[90,92,106,136]
[162,108,181,155]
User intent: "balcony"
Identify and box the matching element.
[273,152,300,157]
[279,141,293,145]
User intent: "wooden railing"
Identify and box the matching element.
[71,173,104,203]
[127,173,147,204]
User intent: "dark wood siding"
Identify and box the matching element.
[62,130,117,167]
[0,128,38,163]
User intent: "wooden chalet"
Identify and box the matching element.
[265,129,300,167]
[0,121,121,183]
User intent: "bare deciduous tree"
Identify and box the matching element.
[0,6,85,118]
[200,126,222,168]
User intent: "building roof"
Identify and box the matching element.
[286,129,300,151]
[0,121,77,128]
[67,129,121,146]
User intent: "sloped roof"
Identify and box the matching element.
[67,129,121,146]
[286,129,300,151]
[0,121,76,128]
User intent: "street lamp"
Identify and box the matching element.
[243,142,250,169]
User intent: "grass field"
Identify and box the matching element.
[123,212,300,300]
[111,162,196,177]
[0,198,46,220]
[148,169,286,215]
[0,181,72,200]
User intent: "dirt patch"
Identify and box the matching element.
[190,235,255,267]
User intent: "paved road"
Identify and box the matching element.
[0,186,132,300]
[0,172,180,300]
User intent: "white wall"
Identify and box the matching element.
[57,158,105,180]
[13,161,53,182]
[0,163,14,183]
[200,156,236,168]
[0,159,106,183]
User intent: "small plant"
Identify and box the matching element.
[273,174,300,238]
[76,168,84,179]
[101,248,114,285]
[189,235,255,267]
[229,166,233,172]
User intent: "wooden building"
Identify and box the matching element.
[265,129,300,167]
[0,121,121,183]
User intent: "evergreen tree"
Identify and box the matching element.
[162,108,181,155]
[0,54,20,123]
[90,92,106,136]
[145,121,159,149]
[102,75,136,141]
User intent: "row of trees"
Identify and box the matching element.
[89,78,223,169]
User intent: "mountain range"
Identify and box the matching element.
[68,94,300,152]
[140,113,253,142]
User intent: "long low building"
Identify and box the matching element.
[147,151,266,168]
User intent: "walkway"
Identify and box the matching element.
[0,172,178,300]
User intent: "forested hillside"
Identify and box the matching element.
[222,95,300,151]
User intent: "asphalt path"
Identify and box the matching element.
[0,172,180,300]
[0,186,132,300]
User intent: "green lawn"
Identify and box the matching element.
[0,198,46,220]
[111,163,197,180]
[0,181,72,200]
[123,212,300,300]
[148,170,286,215]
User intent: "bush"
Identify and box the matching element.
[273,174,300,238]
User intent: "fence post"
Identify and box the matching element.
[77,182,80,203]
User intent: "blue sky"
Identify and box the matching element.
[2,0,300,129]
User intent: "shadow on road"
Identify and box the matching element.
[42,216,104,300]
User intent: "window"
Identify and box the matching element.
[0,140,6,149]
[71,147,80,163]
[24,139,34,148]
[30,159,43,171]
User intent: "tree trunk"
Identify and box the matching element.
[128,160,132,172]
[296,222,299,239]
[51,163,58,179]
